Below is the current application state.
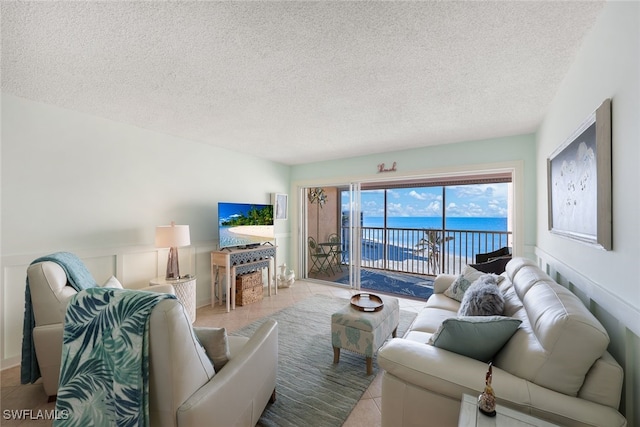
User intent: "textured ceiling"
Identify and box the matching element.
[2,1,605,165]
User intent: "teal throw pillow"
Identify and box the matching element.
[428,316,522,362]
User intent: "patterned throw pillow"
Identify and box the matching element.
[444,265,484,302]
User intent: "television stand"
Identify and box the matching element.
[211,245,277,312]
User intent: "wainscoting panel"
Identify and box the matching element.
[0,246,198,369]
[82,254,118,285]
[2,262,31,366]
[122,251,159,289]
[535,248,639,427]
[1,236,292,369]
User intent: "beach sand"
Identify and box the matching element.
[229,225,274,238]
[361,256,472,276]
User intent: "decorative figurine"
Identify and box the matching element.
[277,263,295,288]
[478,362,497,417]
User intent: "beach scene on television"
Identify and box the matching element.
[218,203,275,248]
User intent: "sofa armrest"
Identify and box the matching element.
[177,320,278,427]
[433,274,456,294]
[379,338,627,427]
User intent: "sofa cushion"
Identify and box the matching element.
[494,269,610,397]
[409,307,458,335]
[424,293,461,312]
[427,316,522,362]
[443,265,484,301]
[458,274,504,316]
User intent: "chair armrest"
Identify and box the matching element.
[433,274,456,294]
[177,320,278,427]
[33,323,64,396]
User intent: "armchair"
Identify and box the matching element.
[24,259,174,398]
[51,287,278,427]
[149,300,278,426]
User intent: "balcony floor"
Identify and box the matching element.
[308,266,434,301]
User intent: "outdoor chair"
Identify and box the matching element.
[474,246,511,263]
[308,237,334,276]
[327,233,345,271]
[471,246,512,274]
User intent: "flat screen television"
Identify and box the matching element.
[218,202,274,249]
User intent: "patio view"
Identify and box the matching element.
[306,181,513,296]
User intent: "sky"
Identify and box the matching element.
[344,183,510,218]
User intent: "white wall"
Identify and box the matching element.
[1,94,291,367]
[535,2,639,424]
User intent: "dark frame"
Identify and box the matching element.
[547,99,612,250]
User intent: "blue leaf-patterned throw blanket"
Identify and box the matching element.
[53,287,176,427]
[21,252,98,384]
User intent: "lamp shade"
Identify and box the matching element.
[155,223,191,248]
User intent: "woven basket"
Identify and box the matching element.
[236,271,263,306]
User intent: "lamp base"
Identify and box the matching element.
[165,247,180,280]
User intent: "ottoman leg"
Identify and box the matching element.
[392,326,398,338]
[333,346,340,364]
[366,357,373,375]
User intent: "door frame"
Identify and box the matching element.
[291,160,524,287]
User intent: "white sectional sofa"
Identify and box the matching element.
[378,257,626,427]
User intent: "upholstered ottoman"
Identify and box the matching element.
[331,294,400,375]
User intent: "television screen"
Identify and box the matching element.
[218,202,274,249]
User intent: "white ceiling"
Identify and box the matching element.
[1,1,605,165]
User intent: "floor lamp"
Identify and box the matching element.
[155,221,191,280]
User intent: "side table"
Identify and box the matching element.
[458,394,560,427]
[150,275,197,323]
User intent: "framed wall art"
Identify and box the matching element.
[547,98,612,250]
[273,193,288,220]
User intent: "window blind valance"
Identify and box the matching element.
[361,172,512,190]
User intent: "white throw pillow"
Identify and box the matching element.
[101,276,124,289]
[197,328,231,371]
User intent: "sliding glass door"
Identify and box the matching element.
[302,183,362,289]
[300,171,514,289]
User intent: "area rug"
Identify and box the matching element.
[335,268,434,300]
[231,294,417,427]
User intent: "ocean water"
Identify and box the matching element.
[363,216,507,231]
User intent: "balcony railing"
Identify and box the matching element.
[341,226,512,276]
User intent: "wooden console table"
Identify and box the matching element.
[211,245,276,312]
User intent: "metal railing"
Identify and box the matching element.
[341,226,512,276]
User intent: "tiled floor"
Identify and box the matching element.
[1,280,428,426]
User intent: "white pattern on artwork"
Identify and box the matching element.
[552,138,597,236]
